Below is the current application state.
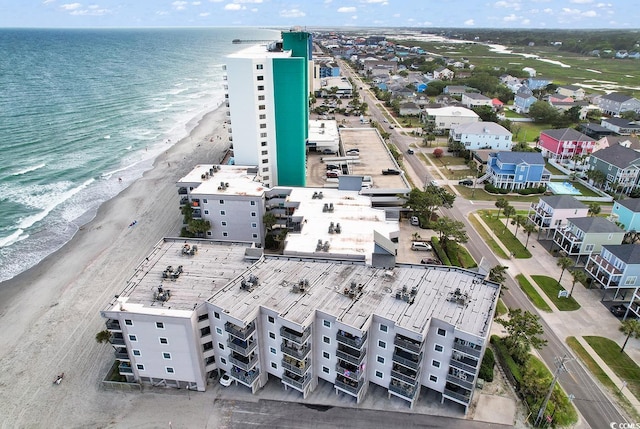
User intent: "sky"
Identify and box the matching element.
[1,0,638,29]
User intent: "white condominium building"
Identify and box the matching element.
[101,238,499,413]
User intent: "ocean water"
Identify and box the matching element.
[0,27,279,283]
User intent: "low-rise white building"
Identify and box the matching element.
[449,122,512,151]
[461,93,492,109]
[422,106,479,131]
[308,120,340,153]
[101,238,500,413]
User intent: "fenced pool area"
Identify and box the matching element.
[547,181,582,195]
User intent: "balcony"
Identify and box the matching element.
[229,366,259,387]
[336,361,362,381]
[390,364,419,385]
[227,337,258,356]
[282,372,312,392]
[446,373,474,390]
[105,319,121,331]
[110,333,125,346]
[392,349,423,370]
[280,326,311,345]
[450,355,478,374]
[229,353,258,371]
[336,345,366,366]
[443,387,471,404]
[225,321,255,340]
[178,187,188,195]
[388,380,418,400]
[453,341,481,358]
[281,358,310,377]
[281,343,311,360]
[394,335,422,354]
[118,363,133,374]
[114,348,130,361]
[336,330,367,349]
[334,376,364,396]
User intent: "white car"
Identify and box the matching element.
[411,241,432,251]
[219,373,232,387]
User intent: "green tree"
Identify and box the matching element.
[263,212,277,232]
[588,203,601,217]
[502,205,516,233]
[472,105,498,122]
[95,329,111,344]
[523,222,538,249]
[511,214,527,236]
[496,308,548,364]
[432,217,468,243]
[529,101,560,124]
[187,219,211,237]
[619,319,640,353]
[495,197,508,219]
[569,269,588,297]
[489,265,508,285]
[586,169,607,188]
[557,256,573,285]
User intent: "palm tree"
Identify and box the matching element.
[495,197,508,219]
[556,256,573,285]
[588,203,601,217]
[511,214,527,236]
[523,222,537,249]
[619,319,640,353]
[95,330,111,344]
[569,269,588,296]
[503,205,516,233]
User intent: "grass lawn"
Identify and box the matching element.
[544,162,565,176]
[567,180,601,198]
[531,275,581,311]
[495,298,508,317]
[479,210,532,258]
[512,121,554,142]
[503,109,525,118]
[516,274,552,312]
[567,337,640,422]
[585,336,640,400]
[468,214,509,259]
[456,186,542,203]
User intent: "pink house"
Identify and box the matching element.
[538,128,596,162]
[491,98,504,111]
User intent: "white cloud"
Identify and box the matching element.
[521,18,531,24]
[156,10,169,15]
[324,0,332,3]
[172,1,188,10]
[543,8,552,13]
[464,19,475,25]
[225,4,244,10]
[351,15,358,19]
[596,2,612,7]
[199,12,210,16]
[192,1,201,5]
[60,3,81,10]
[362,0,386,3]
[233,0,262,3]
[337,6,356,13]
[70,7,109,15]
[503,14,518,21]
[495,0,521,10]
[251,8,257,12]
[280,8,305,18]
[43,0,56,4]
[208,0,223,2]
[570,0,593,3]
[582,10,597,16]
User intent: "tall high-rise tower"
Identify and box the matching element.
[225,30,312,187]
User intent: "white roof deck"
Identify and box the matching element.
[177,164,266,198]
[227,43,291,59]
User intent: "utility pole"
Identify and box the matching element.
[535,354,571,427]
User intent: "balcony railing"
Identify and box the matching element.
[282,359,310,376]
[280,326,311,345]
[282,373,312,391]
[118,363,133,374]
[105,319,121,331]
[393,336,422,354]
[336,330,367,349]
[334,379,364,396]
[335,364,362,381]
[110,334,125,346]
[388,381,418,400]
[392,350,422,370]
[453,341,481,358]
[114,348,130,360]
[450,357,478,374]
[229,353,258,371]
[281,343,311,360]
[336,347,366,366]
[443,388,471,404]
[225,321,255,340]
[446,373,474,390]
[229,367,259,386]
[227,337,258,356]
[390,368,419,385]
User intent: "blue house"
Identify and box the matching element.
[514,87,537,114]
[483,151,550,190]
[527,77,552,90]
[414,82,427,93]
[586,244,640,313]
[612,198,640,231]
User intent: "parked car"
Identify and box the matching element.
[346,150,359,156]
[326,164,340,171]
[321,148,335,155]
[421,258,442,265]
[459,179,473,186]
[382,168,401,175]
[430,180,438,186]
[407,149,415,155]
[410,216,420,226]
[610,304,634,317]
[219,373,232,387]
[327,171,340,178]
[411,241,432,251]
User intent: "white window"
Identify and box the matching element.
[133,349,141,356]
[323,320,331,328]
[322,366,330,374]
[376,355,385,364]
[260,132,267,138]
[251,223,257,228]
[437,328,446,337]
[271,362,277,369]
[202,199,208,203]
[268,315,275,323]
[221,221,227,227]
[269,331,276,340]
[270,347,276,354]
[625,276,637,285]
[219,199,225,204]
[257,85,264,91]
[251,212,257,217]
[429,375,438,383]
[258,95,265,101]
[375,370,383,379]
[323,336,330,344]
[378,340,386,349]
[257,75,264,81]
[259,123,266,128]
[160,337,168,344]
[125,319,133,326]
[215,327,223,336]
[218,342,225,350]
[379,324,388,333]
[220,210,226,216]
[137,364,145,370]
[434,344,443,352]
[222,232,228,237]
[220,357,226,365]
[128,335,137,342]
[250,201,256,206]
[163,352,171,360]
[432,360,441,368]
[204,210,209,215]
[256,64,263,70]
[584,244,594,252]
[259,114,266,119]
[252,233,258,239]
[166,367,175,374]
[323,351,330,359]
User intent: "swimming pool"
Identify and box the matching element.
[547,181,582,195]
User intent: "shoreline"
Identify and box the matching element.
[0,103,230,426]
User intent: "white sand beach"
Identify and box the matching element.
[0,106,231,428]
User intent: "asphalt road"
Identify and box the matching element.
[215,398,512,429]
[339,60,628,428]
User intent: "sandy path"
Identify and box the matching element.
[0,107,229,428]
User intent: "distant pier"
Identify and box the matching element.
[232,39,274,44]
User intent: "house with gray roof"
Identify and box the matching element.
[482,151,550,190]
[538,128,596,163]
[600,117,640,136]
[514,86,537,114]
[528,195,588,238]
[612,198,640,231]
[587,144,640,195]
[461,93,492,109]
[586,244,640,313]
[595,92,640,116]
[449,122,512,151]
[556,85,585,100]
[553,217,625,262]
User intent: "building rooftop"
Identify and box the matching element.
[568,217,624,234]
[453,121,511,136]
[281,187,398,264]
[308,120,339,146]
[540,195,587,210]
[617,198,640,213]
[491,151,545,165]
[591,144,640,169]
[208,256,498,338]
[601,92,636,103]
[425,106,479,118]
[177,164,266,198]
[602,117,640,129]
[541,128,594,142]
[227,42,291,60]
[463,93,491,101]
[603,244,640,264]
[107,239,256,314]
